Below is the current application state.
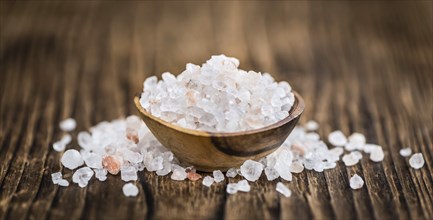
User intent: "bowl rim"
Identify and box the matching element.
[134,91,304,137]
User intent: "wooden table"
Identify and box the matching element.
[1,2,432,220]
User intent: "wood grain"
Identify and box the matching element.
[0,1,432,220]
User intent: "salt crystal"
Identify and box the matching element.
[352,151,363,160]
[349,174,364,189]
[77,131,92,150]
[305,120,319,131]
[83,152,103,169]
[276,182,291,197]
[213,170,225,183]
[53,141,66,152]
[289,161,304,173]
[94,168,108,181]
[399,148,412,157]
[240,160,264,182]
[328,130,347,147]
[363,144,379,154]
[342,153,360,166]
[147,156,163,171]
[236,180,251,192]
[72,167,94,187]
[369,146,384,162]
[171,168,187,181]
[226,183,238,194]
[51,172,63,184]
[202,176,214,187]
[123,183,139,197]
[102,155,122,175]
[61,149,84,170]
[226,168,238,178]
[264,167,279,181]
[409,153,425,169]
[156,162,171,176]
[187,172,202,181]
[348,132,366,150]
[59,118,76,132]
[121,166,138,182]
[57,179,70,187]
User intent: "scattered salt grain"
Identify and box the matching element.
[171,168,187,181]
[236,180,251,192]
[213,170,225,183]
[328,130,347,147]
[342,153,360,166]
[53,141,66,152]
[83,152,103,169]
[409,153,425,169]
[305,120,319,131]
[72,167,94,187]
[202,176,214,187]
[264,167,279,181]
[289,161,304,173]
[276,182,291,197]
[369,146,385,162]
[51,172,63,184]
[121,166,138,182]
[226,183,238,194]
[94,168,108,181]
[57,179,70,187]
[399,148,412,157]
[363,144,379,154]
[60,118,76,132]
[349,174,364,189]
[123,183,139,197]
[240,160,264,182]
[61,149,84,169]
[226,168,238,178]
[347,133,366,150]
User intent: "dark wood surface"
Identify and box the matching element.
[0,1,432,220]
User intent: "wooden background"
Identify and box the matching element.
[0,1,432,220]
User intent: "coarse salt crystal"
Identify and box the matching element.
[349,174,364,189]
[399,148,412,157]
[409,153,424,169]
[61,149,84,170]
[236,180,251,192]
[240,160,264,182]
[121,166,138,182]
[213,170,225,183]
[276,182,291,197]
[305,120,319,131]
[342,153,360,166]
[328,130,347,147]
[94,168,108,181]
[60,118,77,132]
[226,183,238,194]
[264,167,279,181]
[171,168,187,181]
[226,168,238,178]
[369,146,384,162]
[123,183,139,197]
[72,167,94,188]
[51,172,63,184]
[202,176,214,187]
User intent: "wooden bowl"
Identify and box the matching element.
[134,92,304,172]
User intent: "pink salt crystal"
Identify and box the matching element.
[102,156,121,175]
[291,143,305,156]
[126,128,139,144]
[187,172,202,181]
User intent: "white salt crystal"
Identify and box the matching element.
[59,118,76,132]
[289,161,304,173]
[305,120,319,131]
[342,153,360,166]
[328,130,347,147]
[213,170,225,183]
[226,168,238,178]
[369,146,384,162]
[202,176,214,187]
[61,134,72,145]
[123,183,139,197]
[94,168,107,181]
[349,174,364,189]
[53,141,66,152]
[399,148,412,157]
[77,131,92,150]
[156,162,171,176]
[409,153,425,169]
[57,179,70,187]
[236,180,251,192]
[171,168,187,181]
[363,144,379,153]
[61,149,84,169]
[147,156,163,171]
[121,166,138,182]
[352,151,363,160]
[51,172,63,184]
[72,167,94,188]
[226,183,238,194]
[348,132,366,150]
[324,162,337,169]
[83,152,103,169]
[276,182,291,197]
[264,167,279,181]
[240,160,264,182]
